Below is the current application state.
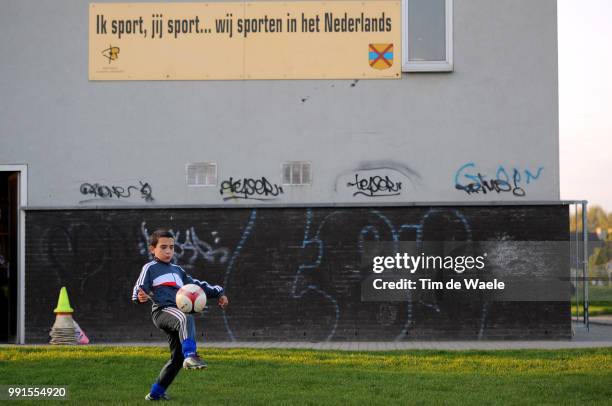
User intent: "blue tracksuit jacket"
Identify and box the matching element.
[131,258,224,312]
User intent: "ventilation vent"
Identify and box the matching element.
[282,162,311,185]
[186,162,217,186]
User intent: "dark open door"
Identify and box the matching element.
[0,172,18,342]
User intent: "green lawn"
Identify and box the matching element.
[572,285,612,316]
[574,304,612,317]
[589,304,612,316]
[1,346,611,405]
[589,285,612,303]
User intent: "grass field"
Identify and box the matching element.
[585,304,612,316]
[1,347,612,405]
[574,303,612,316]
[572,285,612,316]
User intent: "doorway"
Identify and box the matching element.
[0,171,18,342]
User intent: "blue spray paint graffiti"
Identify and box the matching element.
[289,208,480,341]
[222,209,258,341]
[363,209,475,340]
[133,208,483,341]
[291,209,342,341]
[454,163,544,197]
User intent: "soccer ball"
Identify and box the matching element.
[175,284,207,314]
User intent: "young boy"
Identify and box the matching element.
[132,229,229,401]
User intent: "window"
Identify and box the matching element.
[186,162,217,186]
[282,162,311,185]
[403,0,453,72]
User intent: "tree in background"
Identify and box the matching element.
[569,205,612,236]
[570,206,612,284]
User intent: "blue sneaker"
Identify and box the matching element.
[145,393,170,401]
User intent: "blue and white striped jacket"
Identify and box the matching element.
[132,258,224,311]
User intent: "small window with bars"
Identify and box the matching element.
[186,162,217,186]
[282,162,311,185]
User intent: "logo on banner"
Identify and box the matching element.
[369,43,393,70]
[102,45,120,63]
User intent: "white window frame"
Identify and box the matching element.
[281,161,312,186]
[185,162,217,187]
[402,0,454,72]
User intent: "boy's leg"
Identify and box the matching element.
[153,307,205,371]
[156,307,197,357]
[178,313,207,369]
[146,310,184,399]
[147,308,196,398]
[156,330,183,389]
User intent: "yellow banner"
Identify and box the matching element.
[89,2,401,80]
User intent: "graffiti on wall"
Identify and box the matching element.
[38,223,120,292]
[26,206,568,343]
[139,221,230,266]
[79,181,154,203]
[284,208,476,341]
[454,163,544,197]
[347,174,402,197]
[220,176,284,201]
[215,207,481,342]
[335,161,421,198]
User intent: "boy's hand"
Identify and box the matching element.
[137,288,151,303]
[217,295,229,309]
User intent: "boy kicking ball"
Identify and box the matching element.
[132,229,229,401]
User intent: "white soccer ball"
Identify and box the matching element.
[175,284,207,314]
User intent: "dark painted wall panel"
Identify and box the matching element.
[25,205,570,342]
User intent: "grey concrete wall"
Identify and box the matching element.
[0,0,559,207]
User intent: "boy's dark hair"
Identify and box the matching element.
[149,229,175,247]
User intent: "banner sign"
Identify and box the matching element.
[89,2,401,80]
